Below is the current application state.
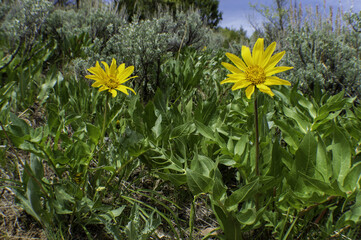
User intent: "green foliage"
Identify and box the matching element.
[1,1,361,239]
[114,0,222,28]
[284,26,361,98]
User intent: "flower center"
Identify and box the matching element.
[246,66,266,84]
[106,74,119,89]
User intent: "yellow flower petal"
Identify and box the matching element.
[256,84,274,97]
[117,66,134,81]
[109,58,117,75]
[252,38,264,65]
[222,62,243,74]
[264,51,285,72]
[116,85,136,95]
[245,85,255,99]
[221,75,246,84]
[241,46,254,66]
[221,38,292,98]
[88,61,106,78]
[91,81,103,87]
[225,53,247,71]
[232,80,252,90]
[117,63,125,73]
[261,42,276,68]
[101,61,110,74]
[109,89,117,97]
[86,59,137,97]
[266,66,293,76]
[119,76,138,84]
[264,76,291,86]
[99,86,109,92]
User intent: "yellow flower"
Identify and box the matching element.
[221,38,293,99]
[85,58,137,97]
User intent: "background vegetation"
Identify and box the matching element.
[1,0,361,239]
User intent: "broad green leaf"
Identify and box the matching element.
[283,106,310,134]
[274,119,300,150]
[314,135,332,181]
[86,123,101,144]
[330,127,351,184]
[225,180,258,211]
[111,205,126,217]
[170,122,196,139]
[144,100,157,130]
[317,90,346,119]
[234,135,248,156]
[154,88,167,113]
[186,168,214,195]
[191,155,215,176]
[211,204,242,240]
[212,168,227,202]
[299,172,335,196]
[236,208,257,225]
[294,132,317,176]
[337,191,361,226]
[343,162,361,192]
[268,140,283,177]
[157,172,187,186]
[195,120,215,141]
[151,115,162,139]
[12,189,43,224]
[185,99,193,121]
[30,154,44,179]
[38,71,60,104]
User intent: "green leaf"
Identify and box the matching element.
[211,204,242,240]
[194,120,215,141]
[86,123,101,144]
[299,172,335,196]
[170,122,196,139]
[283,106,310,134]
[30,154,44,179]
[294,132,317,176]
[330,127,351,184]
[337,191,361,226]
[317,90,346,120]
[225,180,258,211]
[38,71,62,104]
[186,168,214,195]
[157,172,187,186]
[111,205,126,217]
[9,112,30,136]
[191,155,215,177]
[315,135,332,181]
[274,119,300,150]
[268,140,283,177]
[154,88,167,113]
[144,101,157,130]
[234,135,248,156]
[151,115,162,139]
[212,168,227,202]
[236,208,257,225]
[343,162,361,192]
[12,189,43,224]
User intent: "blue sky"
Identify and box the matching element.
[218,0,361,36]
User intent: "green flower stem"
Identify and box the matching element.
[254,89,260,211]
[254,89,260,177]
[100,94,110,145]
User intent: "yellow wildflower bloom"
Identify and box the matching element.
[221,38,293,99]
[85,58,137,97]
